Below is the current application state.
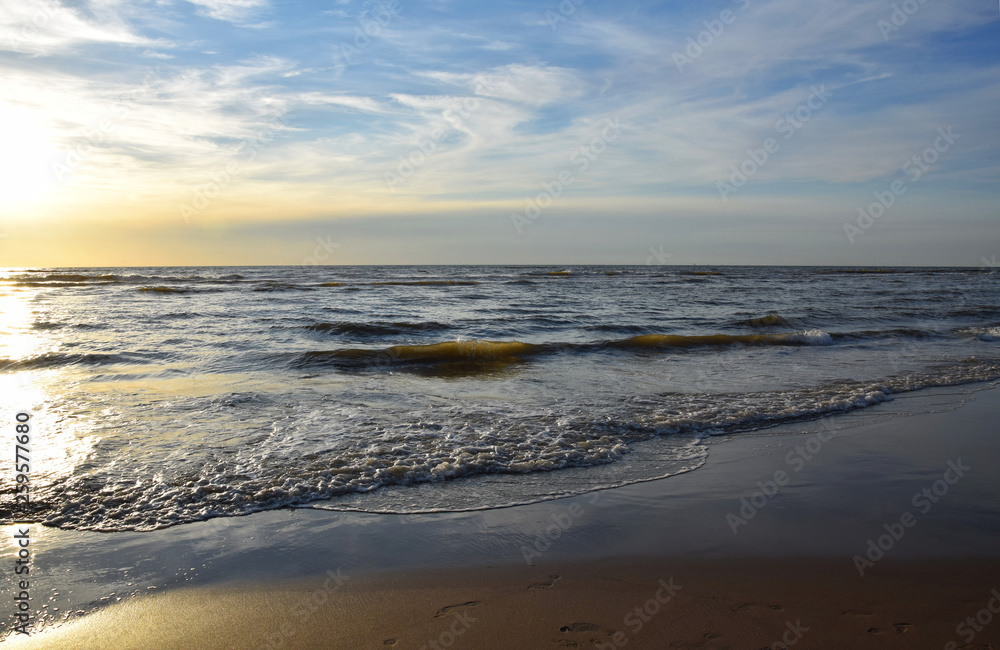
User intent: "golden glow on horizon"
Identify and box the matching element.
[0,104,58,211]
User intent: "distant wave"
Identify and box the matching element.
[31,273,118,282]
[253,282,314,292]
[305,320,455,337]
[959,325,1000,341]
[584,324,651,334]
[370,280,480,286]
[736,313,793,328]
[0,352,135,371]
[831,327,939,341]
[611,330,834,349]
[139,286,185,294]
[291,330,837,373]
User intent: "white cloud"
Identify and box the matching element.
[421,64,586,107]
[297,94,386,113]
[184,0,269,24]
[0,0,158,55]
[141,49,174,59]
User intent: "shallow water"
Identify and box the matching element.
[1,265,998,530]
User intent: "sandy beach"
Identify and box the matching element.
[5,382,999,648]
[8,557,1000,649]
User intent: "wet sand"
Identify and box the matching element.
[7,558,1000,649]
[5,383,1000,648]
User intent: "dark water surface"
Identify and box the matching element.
[1,265,997,530]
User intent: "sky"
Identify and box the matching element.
[0,0,997,266]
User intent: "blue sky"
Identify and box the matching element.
[0,0,997,265]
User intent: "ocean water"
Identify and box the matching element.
[1,265,998,532]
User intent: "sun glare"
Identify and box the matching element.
[0,104,59,211]
[0,288,41,361]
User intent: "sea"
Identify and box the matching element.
[1,265,998,532]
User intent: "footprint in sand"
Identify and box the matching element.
[528,574,562,590]
[842,609,874,617]
[382,640,397,646]
[558,623,601,633]
[731,602,783,613]
[893,623,911,633]
[868,628,883,635]
[433,601,480,618]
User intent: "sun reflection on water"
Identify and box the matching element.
[1,285,99,521]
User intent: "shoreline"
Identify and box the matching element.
[3,382,999,647]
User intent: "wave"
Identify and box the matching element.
[139,286,185,294]
[817,268,985,275]
[613,330,833,349]
[28,321,105,332]
[29,273,118,282]
[305,321,454,337]
[0,352,136,371]
[737,313,793,328]
[959,325,1000,341]
[294,340,546,374]
[17,358,1000,531]
[831,327,940,341]
[584,324,650,334]
[370,280,480,286]
[253,282,314,292]
[292,330,836,373]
